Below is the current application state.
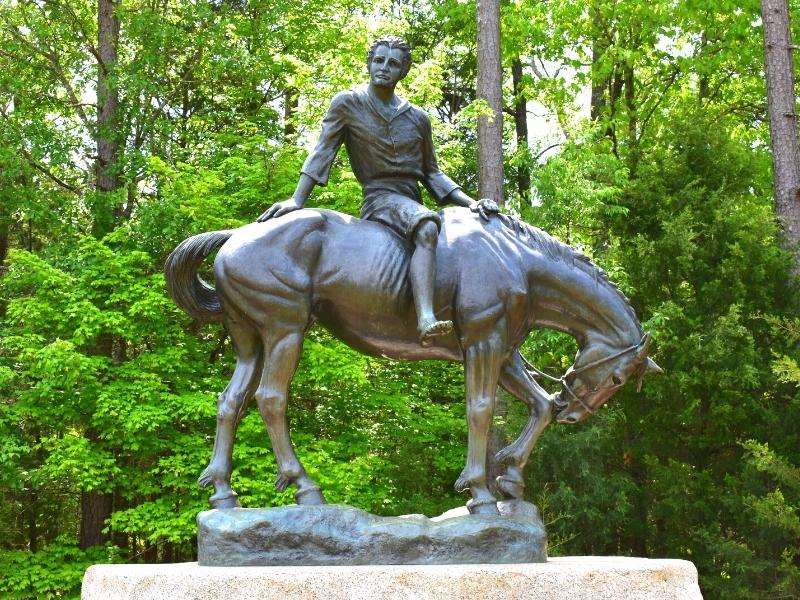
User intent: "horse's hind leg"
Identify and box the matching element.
[255,327,326,505]
[494,351,555,499]
[198,317,260,508]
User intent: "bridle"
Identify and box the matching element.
[523,342,642,416]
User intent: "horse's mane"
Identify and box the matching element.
[496,213,642,335]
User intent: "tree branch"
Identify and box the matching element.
[0,101,85,194]
[637,66,680,144]
[1,17,94,130]
[19,146,83,195]
[42,0,102,67]
[534,143,562,161]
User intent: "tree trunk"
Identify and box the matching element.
[79,490,113,549]
[761,0,800,272]
[79,1,122,545]
[79,427,113,549]
[624,64,636,142]
[698,30,711,103]
[144,541,158,563]
[608,69,624,157]
[27,491,37,552]
[476,0,504,205]
[163,541,175,562]
[0,219,7,269]
[94,0,122,238]
[512,59,530,200]
[111,490,129,550]
[624,62,639,174]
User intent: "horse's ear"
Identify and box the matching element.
[645,357,663,375]
[636,357,663,392]
[634,334,661,392]
[634,333,652,364]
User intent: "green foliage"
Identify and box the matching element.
[525,131,629,248]
[1,2,798,599]
[0,539,121,600]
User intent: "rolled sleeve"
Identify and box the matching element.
[424,172,460,204]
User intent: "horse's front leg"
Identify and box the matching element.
[455,336,504,515]
[494,350,556,499]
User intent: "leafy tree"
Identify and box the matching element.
[1,1,800,599]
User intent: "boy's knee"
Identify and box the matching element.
[414,220,439,247]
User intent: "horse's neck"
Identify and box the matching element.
[527,253,640,349]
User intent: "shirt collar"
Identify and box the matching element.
[363,88,412,122]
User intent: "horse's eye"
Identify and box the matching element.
[612,375,623,386]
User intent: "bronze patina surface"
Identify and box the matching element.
[164,37,660,531]
[166,207,660,514]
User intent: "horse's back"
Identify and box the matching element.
[215,204,519,311]
[213,207,520,360]
[213,209,413,328]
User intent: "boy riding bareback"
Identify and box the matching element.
[259,36,498,345]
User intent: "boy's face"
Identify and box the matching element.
[369,45,405,88]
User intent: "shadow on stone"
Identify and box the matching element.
[197,500,546,566]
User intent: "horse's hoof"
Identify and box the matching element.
[199,462,228,489]
[295,486,327,505]
[209,490,240,509]
[496,474,525,499]
[419,319,453,346]
[275,473,291,493]
[453,475,470,493]
[198,468,215,488]
[466,498,500,516]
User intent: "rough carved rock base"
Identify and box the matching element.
[197,500,547,566]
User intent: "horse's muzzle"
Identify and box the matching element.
[556,404,588,424]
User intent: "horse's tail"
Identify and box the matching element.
[165,230,234,321]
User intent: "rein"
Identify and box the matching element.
[523,342,641,416]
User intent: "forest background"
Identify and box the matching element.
[1,0,799,598]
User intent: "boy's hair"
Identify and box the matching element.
[366,37,412,79]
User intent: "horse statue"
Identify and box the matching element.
[165,207,661,515]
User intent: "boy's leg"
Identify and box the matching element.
[411,220,453,345]
[361,192,452,345]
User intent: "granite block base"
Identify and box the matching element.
[81,557,704,599]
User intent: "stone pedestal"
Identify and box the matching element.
[197,502,546,566]
[82,557,703,599]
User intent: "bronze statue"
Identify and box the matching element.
[164,37,661,515]
[257,37,498,345]
[166,208,661,514]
